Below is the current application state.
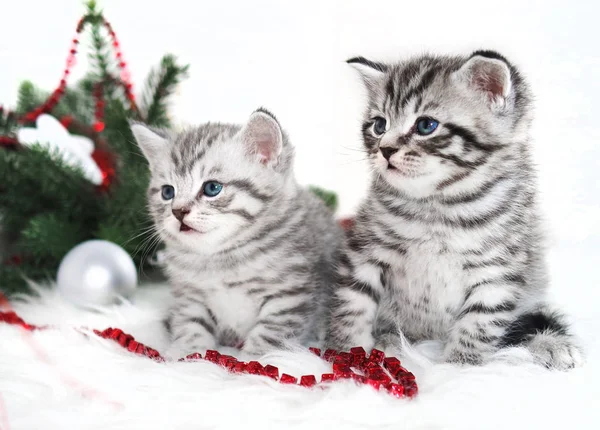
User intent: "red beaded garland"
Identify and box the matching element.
[0,309,418,398]
[14,12,138,128]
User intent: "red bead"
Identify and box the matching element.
[109,329,122,340]
[368,370,391,384]
[118,333,129,346]
[246,361,265,375]
[308,347,321,357]
[405,385,418,398]
[93,121,105,132]
[392,368,409,380]
[136,344,145,354]
[366,378,382,390]
[383,356,401,369]
[350,346,366,357]
[204,350,220,363]
[232,362,246,373]
[337,351,352,363]
[339,217,355,231]
[96,100,105,109]
[333,362,351,373]
[264,365,279,380]
[112,41,119,48]
[335,370,353,380]
[100,328,113,337]
[280,374,297,384]
[145,348,160,359]
[321,373,335,382]
[186,352,202,361]
[362,360,382,373]
[73,38,79,44]
[323,349,337,362]
[218,354,234,366]
[368,349,385,365]
[120,69,131,82]
[334,356,351,368]
[300,375,317,387]
[386,383,405,398]
[127,340,139,352]
[224,360,237,371]
[399,372,415,382]
[116,52,122,58]
[119,61,126,68]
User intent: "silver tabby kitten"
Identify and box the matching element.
[131,109,342,357]
[326,51,583,369]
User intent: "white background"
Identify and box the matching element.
[1,2,599,427]
[0,0,598,244]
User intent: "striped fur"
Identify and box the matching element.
[326,51,583,369]
[131,109,342,357]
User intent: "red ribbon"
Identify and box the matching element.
[0,310,417,398]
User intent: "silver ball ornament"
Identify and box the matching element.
[57,240,138,306]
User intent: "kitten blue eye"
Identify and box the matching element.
[203,181,223,197]
[416,117,439,135]
[373,117,387,135]
[161,185,175,200]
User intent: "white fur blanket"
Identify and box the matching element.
[0,247,598,430]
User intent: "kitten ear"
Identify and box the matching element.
[347,56,388,91]
[240,108,283,166]
[455,51,513,109]
[129,121,171,170]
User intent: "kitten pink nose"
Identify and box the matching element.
[172,207,190,222]
[380,147,399,161]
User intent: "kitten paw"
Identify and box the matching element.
[374,334,402,355]
[240,342,267,357]
[528,333,584,370]
[443,348,484,366]
[241,336,284,356]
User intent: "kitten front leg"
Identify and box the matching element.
[241,288,317,355]
[166,299,218,359]
[325,260,383,351]
[443,280,519,365]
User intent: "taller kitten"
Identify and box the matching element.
[326,51,583,369]
[131,109,342,357]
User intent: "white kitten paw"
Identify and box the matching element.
[443,345,484,366]
[528,333,584,370]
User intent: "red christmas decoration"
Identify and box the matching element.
[0,9,139,192]
[0,309,418,399]
[15,14,137,128]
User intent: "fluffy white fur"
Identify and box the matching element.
[1,246,597,430]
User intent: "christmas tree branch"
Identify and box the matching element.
[141,55,189,127]
[308,186,338,211]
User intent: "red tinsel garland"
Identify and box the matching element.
[0,9,136,191]
[21,13,137,130]
[0,310,418,399]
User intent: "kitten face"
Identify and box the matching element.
[350,51,532,199]
[131,109,292,254]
